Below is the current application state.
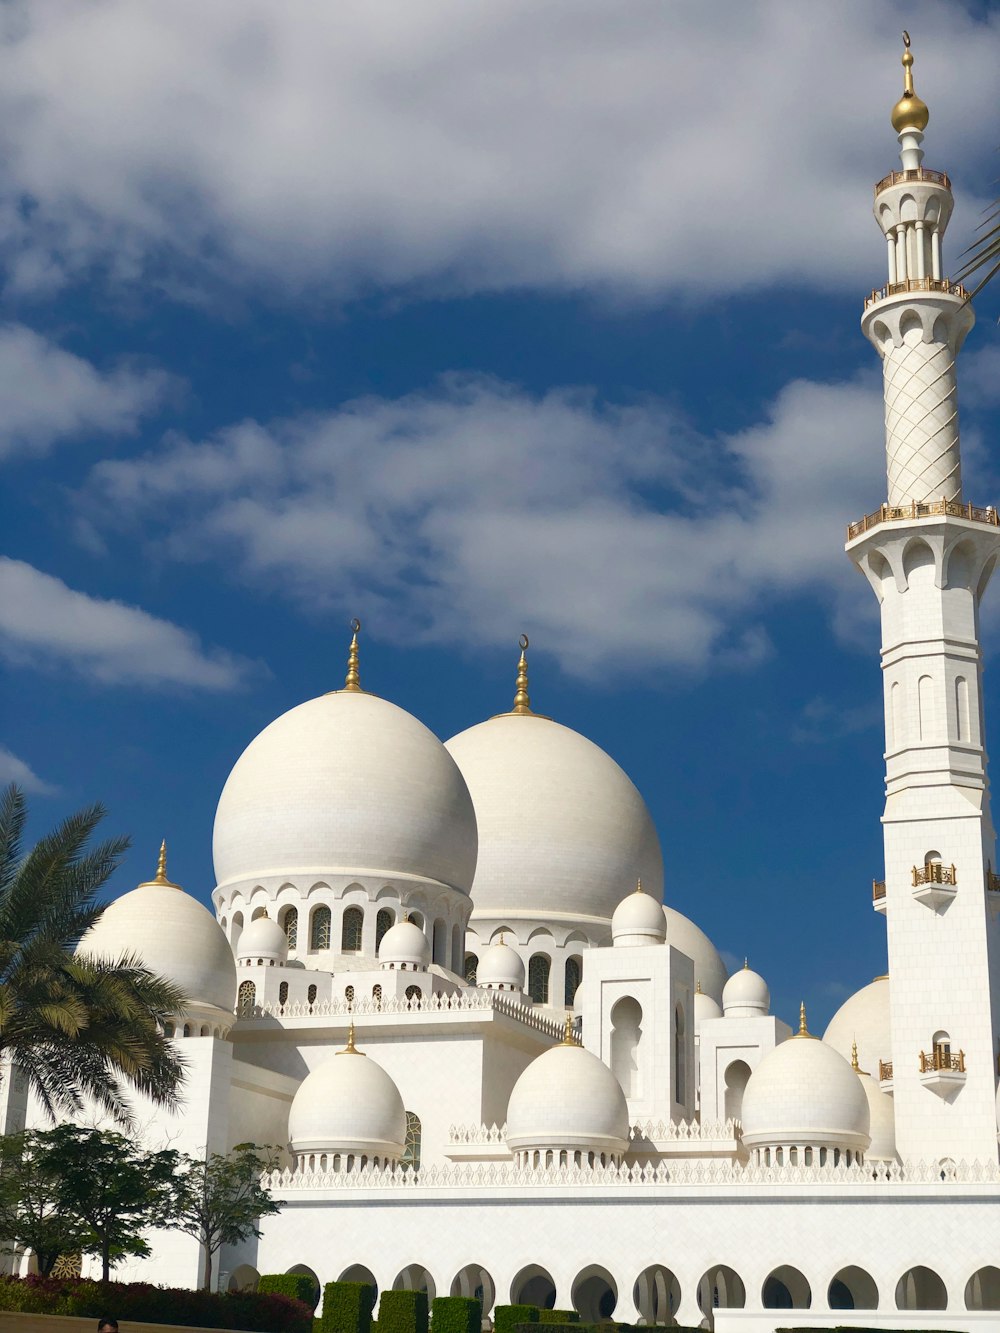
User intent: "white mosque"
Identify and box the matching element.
[6,37,1000,1332]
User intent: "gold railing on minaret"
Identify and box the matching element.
[987,865,1000,892]
[847,499,998,542]
[863,277,969,311]
[879,1060,893,1081]
[872,879,886,902]
[919,1047,965,1074]
[912,862,957,887]
[874,166,950,195]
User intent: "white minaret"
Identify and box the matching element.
[847,35,1000,1165]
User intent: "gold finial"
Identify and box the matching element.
[561,1011,577,1045]
[511,634,533,715]
[743,957,749,971]
[343,618,363,692]
[695,979,702,994]
[891,31,929,133]
[634,877,644,894]
[851,1038,860,1071]
[150,840,179,889]
[497,930,506,945]
[798,1001,809,1037]
[337,1019,364,1056]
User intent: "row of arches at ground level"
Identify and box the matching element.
[226,1261,1000,1321]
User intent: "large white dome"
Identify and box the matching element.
[79,858,236,1017]
[506,1036,630,1158]
[823,976,891,1084]
[288,1040,406,1159]
[663,907,728,1004]
[446,713,663,923]
[214,691,478,893]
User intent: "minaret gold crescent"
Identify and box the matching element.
[511,633,533,714]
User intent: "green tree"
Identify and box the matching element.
[0,1130,86,1275]
[0,785,185,1124]
[33,1123,181,1282]
[171,1142,283,1290]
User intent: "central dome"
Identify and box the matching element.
[214,690,478,893]
[446,713,663,923]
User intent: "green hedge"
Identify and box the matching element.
[378,1287,430,1333]
[515,1324,704,1333]
[536,1314,578,1325]
[323,1280,378,1333]
[0,1274,311,1331]
[261,1272,321,1311]
[495,1304,539,1333]
[431,1295,481,1333]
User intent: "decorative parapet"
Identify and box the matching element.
[874,166,950,196]
[863,276,969,311]
[872,879,886,902]
[448,1123,507,1145]
[913,862,957,887]
[629,1118,738,1143]
[879,1059,893,1083]
[987,866,1000,892]
[236,987,566,1038]
[263,1154,1000,1194]
[920,1047,965,1074]
[847,498,998,542]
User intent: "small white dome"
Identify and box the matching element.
[723,963,770,1017]
[741,1029,871,1155]
[214,691,478,894]
[857,1070,896,1162]
[236,914,288,965]
[662,906,728,1004]
[288,1039,406,1159]
[506,1036,630,1159]
[477,938,525,990]
[612,885,667,947]
[79,855,236,1017]
[694,987,723,1035]
[378,919,430,969]
[823,976,891,1084]
[446,712,663,925]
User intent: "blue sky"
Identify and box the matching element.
[3,1,1000,1031]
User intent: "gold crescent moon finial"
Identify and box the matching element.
[891,29,928,132]
[902,29,910,48]
[343,618,362,692]
[510,634,533,715]
[798,1001,810,1037]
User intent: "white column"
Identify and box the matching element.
[914,221,926,279]
[931,227,942,280]
[895,227,908,282]
[887,230,898,284]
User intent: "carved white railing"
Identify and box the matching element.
[630,1118,738,1142]
[239,988,565,1037]
[265,1154,1000,1194]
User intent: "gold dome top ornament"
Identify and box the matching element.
[560,1011,579,1046]
[796,1000,815,1038]
[511,634,533,714]
[149,840,180,890]
[329,618,373,695]
[891,32,930,133]
[337,1020,363,1056]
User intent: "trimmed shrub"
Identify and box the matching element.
[431,1295,481,1333]
[261,1272,321,1310]
[495,1305,539,1333]
[322,1280,378,1333]
[537,1314,579,1325]
[378,1287,430,1333]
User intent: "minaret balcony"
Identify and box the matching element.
[911,861,957,909]
[918,1047,966,1098]
[863,276,969,311]
[847,497,998,542]
[874,166,950,195]
[878,1059,893,1091]
[872,879,887,915]
[987,867,1000,893]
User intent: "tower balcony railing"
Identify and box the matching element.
[872,879,886,902]
[863,276,969,311]
[847,499,999,542]
[919,1047,965,1074]
[878,1059,893,1082]
[912,862,957,887]
[987,866,1000,893]
[874,166,951,196]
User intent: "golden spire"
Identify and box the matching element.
[497,929,506,945]
[150,840,179,889]
[337,1019,364,1056]
[511,634,533,714]
[561,1012,577,1045]
[634,877,644,894]
[798,1001,810,1037]
[695,979,702,994]
[743,957,749,971]
[851,1039,860,1071]
[343,618,363,692]
[891,31,929,133]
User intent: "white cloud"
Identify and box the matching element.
[0,558,255,689]
[84,371,889,677]
[0,324,170,461]
[0,1,995,300]
[0,745,56,795]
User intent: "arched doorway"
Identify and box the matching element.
[762,1266,811,1310]
[393,1265,435,1299]
[610,997,643,1098]
[340,1264,378,1291]
[698,1264,746,1325]
[287,1264,321,1311]
[572,1266,617,1322]
[451,1264,496,1316]
[634,1264,681,1325]
[227,1264,259,1292]
[896,1266,947,1311]
[511,1265,556,1309]
[828,1266,877,1310]
[967,1266,1000,1310]
[723,1060,751,1121]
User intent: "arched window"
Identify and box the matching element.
[345,984,355,1006]
[610,996,642,1098]
[405,985,423,1006]
[372,984,382,1005]
[376,908,394,947]
[278,981,288,1007]
[280,906,298,950]
[464,953,479,985]
[307,984,317,1007]
[724,1059,751,1122]
[310,905,331,951]
[402,1111,421,1170]
[342,907,364,953]
[237,980,256,1017]
[564,956,582,1005]
[231,911,244,947]
[528,954,550,1004]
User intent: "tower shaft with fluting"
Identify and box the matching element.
[847,39,1000,1165]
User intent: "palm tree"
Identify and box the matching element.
[957,160,1000,295]
[0,785,186,1126]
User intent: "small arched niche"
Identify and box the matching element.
[762,1265,811,1310]
[828,1266,878,1310]
[896,1265,947,1311]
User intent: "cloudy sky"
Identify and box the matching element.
[3,0,999,1028]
